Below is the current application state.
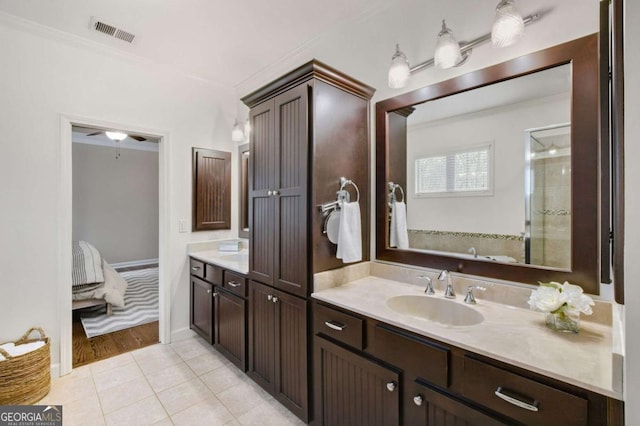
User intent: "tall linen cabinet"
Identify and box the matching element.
[242,60,374,422]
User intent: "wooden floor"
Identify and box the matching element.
[72,319,159,368]
[72,263,160,368]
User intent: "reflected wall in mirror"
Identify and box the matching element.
[376,34,603,293]
[396,65,571,270]
[238,143,250,238]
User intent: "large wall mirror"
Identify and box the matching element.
[376,34,605,294]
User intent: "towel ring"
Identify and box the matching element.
[339,177,360,203]
[388,182,404,204]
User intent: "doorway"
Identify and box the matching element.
[59,115,171,376]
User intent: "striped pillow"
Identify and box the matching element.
[72,241,105,287]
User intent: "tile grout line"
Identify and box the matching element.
[131,345,174,424]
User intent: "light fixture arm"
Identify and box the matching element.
[408,12,541,75]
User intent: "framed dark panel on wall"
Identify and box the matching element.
[192,148,231,231]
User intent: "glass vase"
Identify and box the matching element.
[545,310,580,333]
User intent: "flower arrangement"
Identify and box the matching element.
[528,281,594,333]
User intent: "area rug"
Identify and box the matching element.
[81,267,158,338]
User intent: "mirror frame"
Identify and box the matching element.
[376,34,603,294]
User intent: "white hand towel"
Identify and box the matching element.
[336,202,362,263]
[390,201,409,249]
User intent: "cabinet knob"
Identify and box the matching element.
[386,382,397,392]
[272,296,279,303]
[267,294,273,301]
[206,289,212,294]
[212,292,218,297]
[413,395,424,406]
[267,190,273,196]
[273,190,279,196]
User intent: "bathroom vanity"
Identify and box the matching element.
[312,271,623,426]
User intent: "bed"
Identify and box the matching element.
[72,241,128,316]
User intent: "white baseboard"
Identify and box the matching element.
[171,327,196,343]
[50,363,61,378]
[110,258,159,269]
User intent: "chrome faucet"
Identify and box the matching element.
[438,270,456,299]
[418,275,435,295]
[464,285,486,304]
[468,247,477,258]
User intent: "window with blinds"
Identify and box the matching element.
[415,143,493,197]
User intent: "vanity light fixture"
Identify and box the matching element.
[388,44,411,89]
[547,143,558,155]
[231,119,245,142]
[491,0,525,48]
[387,7,542,88]
[434,20,464,69]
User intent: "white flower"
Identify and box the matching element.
[528,281,594,316]
[561,281,594,315]
[528,286,567,313]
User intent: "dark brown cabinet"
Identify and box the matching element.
[190,275,214,344]
[189,257,248,370]
[192,148,231,231]
[313,301,623,426]
[248,280,308,421]
[214,287,246,370]
[315,336,400,426]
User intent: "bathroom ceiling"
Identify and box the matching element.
[0,0,389,89]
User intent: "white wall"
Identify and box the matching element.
[72,143,159,264]
[406,95,570,234]
[624,0,639,422]
[0,18,238,368]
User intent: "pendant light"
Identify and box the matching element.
[388,44,411,89]
[434,20,462,69]
[491,0,525,48]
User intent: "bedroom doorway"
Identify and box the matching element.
[70,126,160,367]
[59,115,171,375]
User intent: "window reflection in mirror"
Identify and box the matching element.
[238,143,250,238]
[391,64,571,269]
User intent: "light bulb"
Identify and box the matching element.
[434,20,462,69]
[231,120,245,142]
[105,131,127,141]
[388,44,411,89]
[491,0,525,48]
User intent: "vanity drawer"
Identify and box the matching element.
[205,264,223,286]
[372,324,449,389]
[314,303,364,350]
[189,258,205,279]
[462,356,588,426]
[223,270,247,298]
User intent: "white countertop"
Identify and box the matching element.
[189,249,249,275]
[312,276,622,400]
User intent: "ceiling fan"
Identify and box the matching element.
[86,130,148,142]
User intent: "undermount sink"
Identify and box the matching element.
[386,295,484,326]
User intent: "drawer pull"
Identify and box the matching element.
[386,381,397,392]
[494,387,539,412]
[227,281,241,288]
[191,266,201,271]
[324,320,346,331]
[413,395,424,406]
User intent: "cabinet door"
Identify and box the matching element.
[273,84,309,297]
[247,280,275,393]
[315,336,400,426]
[249,99,276,285]
[408,381,508,426]
[273,289,308,421]
[214,287,246,371]
[190,276,213,344]
[192,148,231,230]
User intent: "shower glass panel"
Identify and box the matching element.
[525,124,571,269]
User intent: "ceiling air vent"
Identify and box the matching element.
[89,17,136,43]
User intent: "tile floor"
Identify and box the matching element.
[39,336,305,426]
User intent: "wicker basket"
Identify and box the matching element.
[0,327,51,405]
